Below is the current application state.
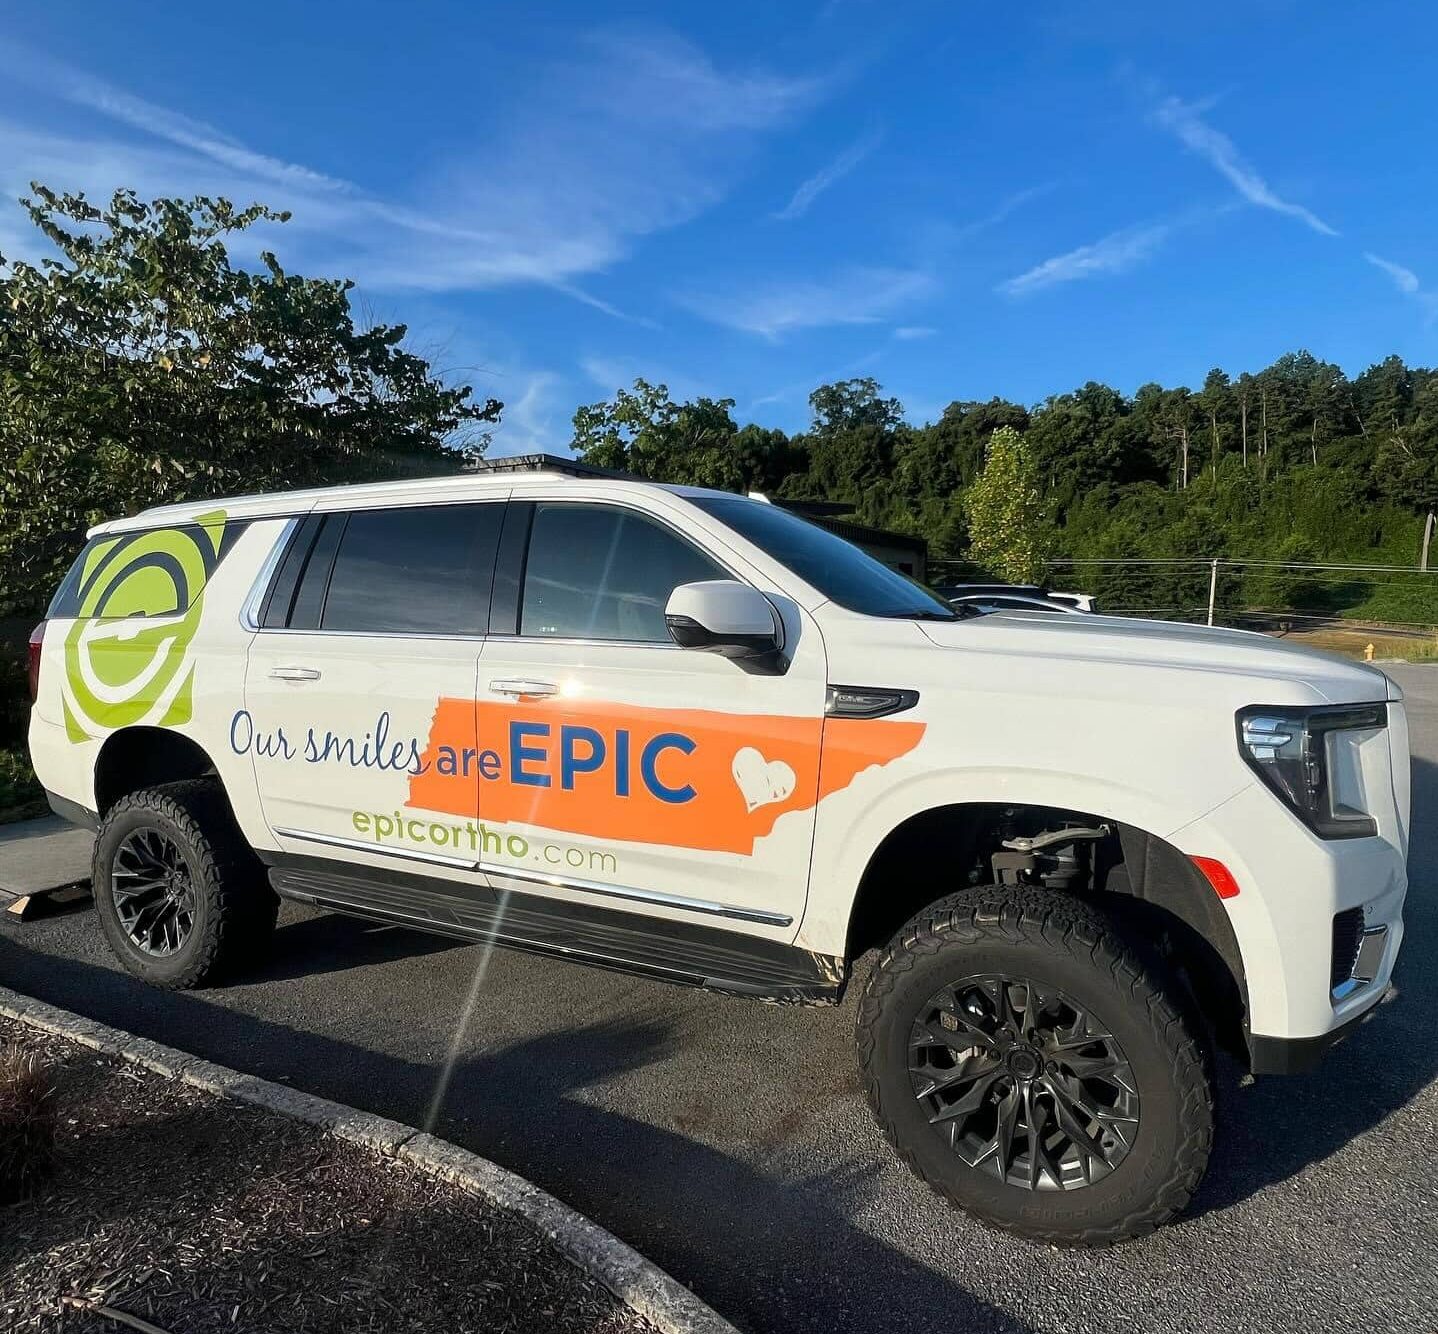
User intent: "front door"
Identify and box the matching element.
[407,496,830,932]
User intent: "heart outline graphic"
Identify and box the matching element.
[731,745,797,813]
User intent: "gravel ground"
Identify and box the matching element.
[0,1018,653,1334]
[2,665,1437,1334]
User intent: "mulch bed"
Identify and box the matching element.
[0,1017,656,1334]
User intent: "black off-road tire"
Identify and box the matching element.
[857,885,1213,1245]
[93,780,278,989]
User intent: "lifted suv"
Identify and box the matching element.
[28,472,1408,1244]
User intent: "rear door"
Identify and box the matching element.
[242,497,506,887]
[431,494,830,933]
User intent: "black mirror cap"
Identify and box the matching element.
[665,613,780,659]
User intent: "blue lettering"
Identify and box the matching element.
[229,709,253,755]
[438,746,459,776]
[477,749,501,780]
[510,722,551,787]
[560,726,606,790]
[641,733,696,804]
[614,729,630,797]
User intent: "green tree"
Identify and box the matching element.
[0,185,499,616]
[570,378,744,488]
[963,425,1050,583]
[801,378,906,507]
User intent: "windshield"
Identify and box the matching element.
[692,496,956,619]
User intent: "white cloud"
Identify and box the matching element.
[677,265,933,338]
[0,31,823,302]
[1152,95,1337,237]
[1365,252,1421,295]
[773,128,882,221]
[998,223,1171,297]
[1363,252,1438,321]
[0,46,351,196]
[892,325,937,340]
[487,370,567,456]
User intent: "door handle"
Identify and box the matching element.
[489,678,558,698]
[269,666,322,682]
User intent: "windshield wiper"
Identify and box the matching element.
[883,608,958,621]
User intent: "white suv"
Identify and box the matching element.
[27,472,1408,1244]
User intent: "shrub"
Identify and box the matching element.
[0,748,45,824]
[0,1044,57,1204]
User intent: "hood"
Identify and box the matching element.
[918,611,1394,705]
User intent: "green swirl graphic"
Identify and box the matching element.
[62,510,227,742]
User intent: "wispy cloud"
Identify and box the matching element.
[677,265,934,339]
[487,369,567,456]
[1365,252,1421,296]
[773,128,882,221]
[0,31,824,305]
[1151,95,1337,237]
[892,325,937,339]
[998,223,1171,297]
[0,46,351,195]
[953,182,1060,240]
[1364,251,1438,321]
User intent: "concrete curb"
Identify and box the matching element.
[0,986,738,1334]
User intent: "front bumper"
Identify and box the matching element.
[1176,781,1407,1049]
[1248,986,1390,1073]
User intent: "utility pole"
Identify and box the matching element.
[1421,512,1435,571]
[1207,559,1219,627]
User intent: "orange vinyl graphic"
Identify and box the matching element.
[408,697,925,855]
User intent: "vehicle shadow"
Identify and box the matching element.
[0,938,1032,1334]
[1191,751,1437,1217]
[243,909,464,984]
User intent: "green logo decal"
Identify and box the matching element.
[61,510,227,742]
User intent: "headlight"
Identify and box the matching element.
[1237,704,1386,839]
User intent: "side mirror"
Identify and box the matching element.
[665,580,782,658]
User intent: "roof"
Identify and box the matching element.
[92,452,920,562]
[90,469,705,537]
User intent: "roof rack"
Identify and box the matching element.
[465,452,640,482]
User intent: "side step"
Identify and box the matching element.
[267,856,844,1004]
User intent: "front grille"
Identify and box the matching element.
[1331,907,1365,990]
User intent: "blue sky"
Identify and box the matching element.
[1,1,1434,453]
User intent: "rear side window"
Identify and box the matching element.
[278,503,504,636]
[520,503,725,642]
[48,514,248,619]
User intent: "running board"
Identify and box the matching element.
[266,856,844,1004]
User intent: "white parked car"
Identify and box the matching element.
[27,472,1408,1245]
[949,592,1087,617]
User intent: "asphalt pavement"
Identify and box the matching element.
[4,667,1437,1334]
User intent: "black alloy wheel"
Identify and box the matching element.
[111,826,197,956]
[909,974,1139,1190]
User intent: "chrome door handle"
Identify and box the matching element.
[269,666,322,682]
[489,678,558,698]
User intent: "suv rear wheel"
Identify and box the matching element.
[857,885,1213,1245]
[93,780,277,989]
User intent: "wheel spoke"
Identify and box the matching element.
[1043,1075,1112,1164]
[911,1055,1000,1100]
[927,1069,1003,1125]
[980,978,1020,1033]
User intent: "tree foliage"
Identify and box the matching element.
[962,425,1050,583]
[0,185,501,616]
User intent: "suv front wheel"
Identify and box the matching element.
[857,885,1214,1245]
[93,780,277,989]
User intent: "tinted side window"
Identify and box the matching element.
[315,503,504,635]
[520,504,725,642]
